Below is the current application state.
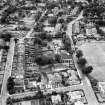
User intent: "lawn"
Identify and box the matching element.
[78,41,105,81]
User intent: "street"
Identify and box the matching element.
[66,11,99,105]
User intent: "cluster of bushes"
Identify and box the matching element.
[83,2,105,26]
[7,77,15,94]
[0,6,17,24]
[62,35,72,52]
[35,55,54,66]
[76,50,93,75]
[48,16,57,26]
[35,53,62,66]
[34,33,52,44]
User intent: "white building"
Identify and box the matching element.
[75,101,84,105]
[72,21,80,34]
[98,82,105,94]
[85,22,97,36]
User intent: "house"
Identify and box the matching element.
[67,91,82,100]
[43,26,54,32]
[98,82,105,95]
[72,21,80,34]
[53,63,69,72]
[77,34,86,41]
[85,22,97,37]
[14,78,25,93]
[60,50,74,66]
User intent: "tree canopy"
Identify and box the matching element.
[82,65,93,74]
[0,33,12,41]
[7,77,15,94]
[76,50,83,59]
[77,58,87,67]
[35,55,54,66]
[83,2,105,19]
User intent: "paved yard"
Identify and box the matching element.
[78,41,105,81]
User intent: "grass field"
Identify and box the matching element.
[78,41,105,81]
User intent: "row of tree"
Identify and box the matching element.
[76,50,93,75]
[0,33,12,51]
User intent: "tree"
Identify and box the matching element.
[34,37,43,45]
[46,34,52,42]
[76,50,83,59]
[58,18,65,24]
[87,0,92,2]
[0,33,12,42]
[6,97,13,105]
[64,39,71,52]
[14,38,18,43]
[36,90,44,98]
[0,16,7,24]
[38,32,47,40]
[7,77,15,94]
[42,41,47,47]
[83,2,105,21]
[77,58,87,67]
[48,16,57,26]
[35,56,54,66]
[3,46,10,52]
[82,65,93,74]
[4,6,17,14]
[55,54,61,63]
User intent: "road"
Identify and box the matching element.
[1,38,15,105]
[25,10,47,38]
[66,11,99,105]
[11,83,83,99]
